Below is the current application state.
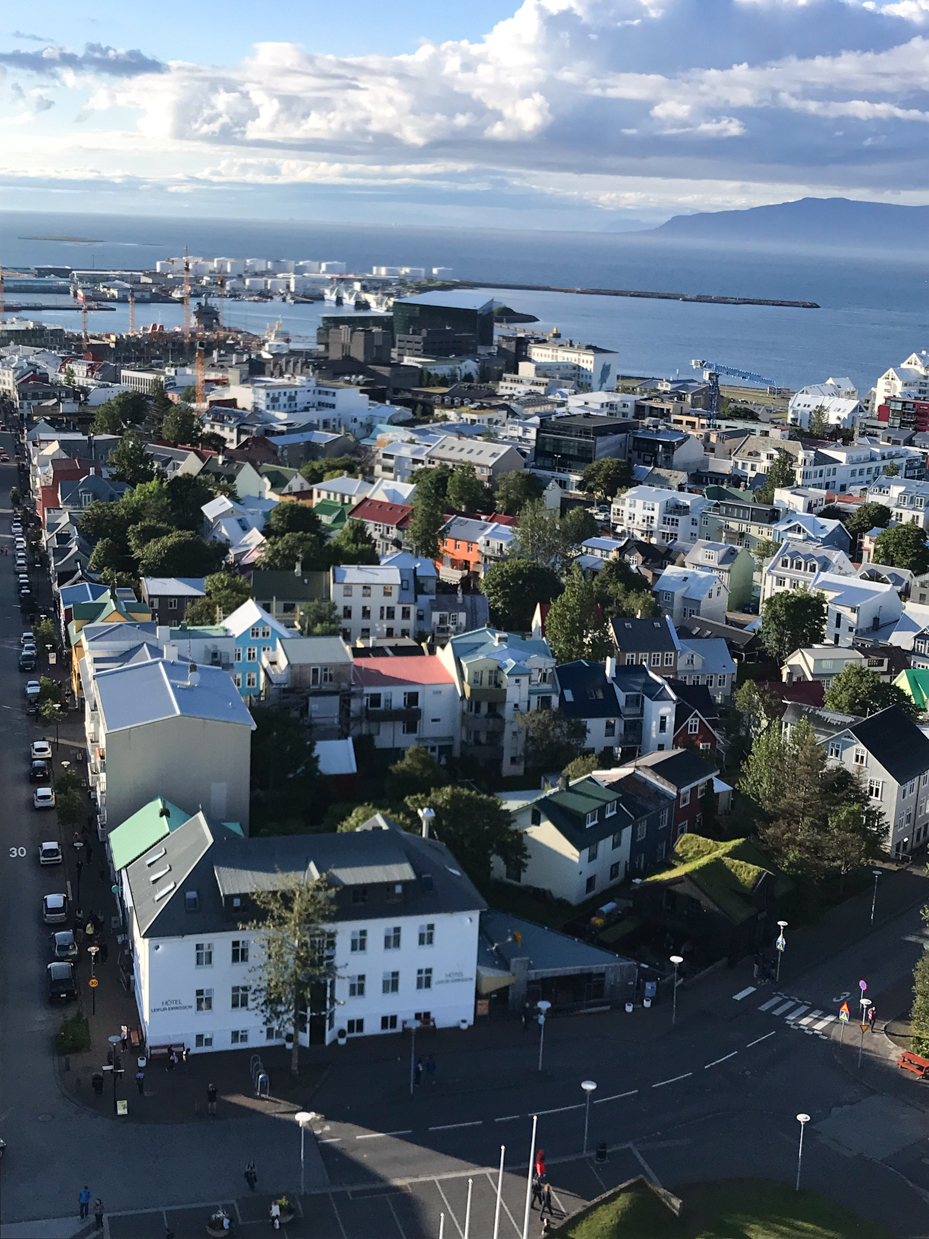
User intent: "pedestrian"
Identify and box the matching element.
[425,1053,436,1085]
[270,1201,281,1230]
[93,1199,104,1230]
[75,859,83,880]
[181,1046,190,1067]
[541,1218,552,1235]
[99,939,108,965]
[414,1058,423,1087]
[85,919,95,941]
[535,1149,546,1179]
[121,1024,129,1051]
[244,1160,257,1191]
[136,1070,145,1095]
[168,1049,178,1071]
[540,1183,553,1219]
[207,1082,218,1115]
[78,1186,92,1219]
[530,1174,544,1210]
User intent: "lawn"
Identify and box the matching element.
[553,1178,890,1239]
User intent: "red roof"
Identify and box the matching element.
[38,486,60,524]
[764,680,826,710]
[348,499,413,528]
[353,656,454,688]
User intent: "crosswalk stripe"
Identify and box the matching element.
[758,997,783,1012]
[772,1001,797,1016]
[733,986,757,1001]
[785,1004,810,1021]
[797,1010,822,1026]
[813,1014,836,1030]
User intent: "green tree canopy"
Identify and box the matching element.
[845,502,892,538]
[408,494,446,559]
[385,747,450,803]
[759,586,826,661]
[87,536,134,580]
[329,518,379,566]
[136,530,226,577]
[299,456,362,484]
[561,507,599,545]
[807,405,830,438]
[109,431,158,486]
[493,471,546,515]
[259,531,329,571]
[755,449,798,503]
[884,460,900,476]
[264,501,323,540]
[184,571,250,624]
[160,403,202,447]
[511,501,578,576]
[563,753,600,780]
[595,559,658,619]
[545,563,611,663]
[406,786,526,885]
[78,498,138,542]
[579,457,633,500]
[409,463,452,505]
[823,662,921,720]
[479,559,563,630]
[873,523,929,573]
[517,707,588,771]
[91,390,147,435]
[752,538,781,564]
[127,521,174,557]
[336,803,396,832]
[446,464,489,514]
[297,599,341,636]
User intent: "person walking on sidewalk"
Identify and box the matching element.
[540,1182,553,1220]
[244,1161,258,1191]
[136,1070,145,1095]
[530,1174,544,1210]
[78,1186,92,1219]
[93,1199,105,1230]
[207,1083,218,1116]
[414,1058,423,1087]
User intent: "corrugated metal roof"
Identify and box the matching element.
[95,659,256,733]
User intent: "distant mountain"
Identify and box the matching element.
[643,197,929,249]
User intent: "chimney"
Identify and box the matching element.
[419,806,435,838]
[294,559,302,577]
[188,663,200,687]
[558,773,569,791]
[605,654,615,680]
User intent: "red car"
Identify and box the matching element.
[0,454,10,462]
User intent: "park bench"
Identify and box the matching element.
[897,1051,929,1077]
[148,1042,186,1063]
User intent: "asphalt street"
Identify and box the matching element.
[1,430,929,1236]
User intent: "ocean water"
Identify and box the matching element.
[1,209,927,393]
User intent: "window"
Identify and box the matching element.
[659,808,670,828]
[352,887,367,905]
[612,831,623,850]
[403,720,418,735]
[195,942,213,967]
[828,742,841,759]
[587,842,599,862]
[610,862,621,881]
[404,691,419,708]
[342,606,352,619]
[196,988,213,1012]
[246,672,257,689]
[381,1015,398,1031]
[246,646,258,663]
[658,716,668,734]
[383,585,393,597]
[854,748,867,767]
[385,926,401,949]
[231,1029,249,1045]
[231,940,249,964]
[585,875,597,893]
[625,653,636,665]
[530,808,542,826]
[505,861,522,882]
[347,1019,364,1035]
[167,597,178,610]
[362,585,371,597]
[349,975,365,998]
[585,810,598,827]
[343,585,353,597]
[664,652,674,666]
[382,971,400,994]
[416,967,433,990]
[418,923,434,946]
[234,646,243,663]
[680,788,691,807]
[231,986,250,1010]
[635,822,647,841]
[351,929,367,953]
[867,779,883,801]
[650,652,661,667]
[688,717,700,735]
[605,800,617,818]
[234,673,242,688]
[195,1033,213,1048]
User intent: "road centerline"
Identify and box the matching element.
[652,1072,692,1088]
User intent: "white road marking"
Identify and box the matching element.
[386,1194,409,1239]
[534,1103,584,1116]
[485,1170,522,1237]
[495,1114,520,1122]
[356,1130,412,1139]
[704,1051,738,1069]
[813,1014,836,1030]
[319,1137,343,1143]
[594,1089,639,1104]
[772,1000,798,1016]
[435,1180,465,1239]
[785,1004,810,1022]
[797,1009,822,1026]
[429,1120,483,1131]
[629,1142,662,1186]
[758,996,783,1011]
[732,986,757,1001]
[652,1072,692,1088]
[746,1030,776,1048]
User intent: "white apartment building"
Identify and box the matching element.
[526,342,620,392]
[813,572,903,646]
[867,477,929,530]
[119,812,483,1052]
[354,656,460,762]
[612,487,711,547]
[760,541,856,603]
[875,353,929,406]
[788,380,863,431]
[332,565,416,644]
[653,566,728,626]
[798,440,924,492]
[566,391,639,418]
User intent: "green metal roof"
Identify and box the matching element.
[109,797,191,872]
[894,668,929,710]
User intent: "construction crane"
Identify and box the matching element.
[128,289,135,335]
[691,358,778,425]
[195,341,206,407]
[182,246,191,345]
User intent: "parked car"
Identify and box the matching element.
[49,931,78,960]
[30,761,50,783]
[30,739,51,760]
[47,961,77,1002]
[42,893,68,924]
[11,522,22,534]
[0,453,10,463]
[14,558,26,571]
[21,631,34,647]
[19,653,36,672]
[38,840,61,864]
[24,681,41,700]
[33,788,55,810]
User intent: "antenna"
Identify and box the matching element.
[183,247,191,345]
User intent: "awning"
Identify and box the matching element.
[476,965,515,996]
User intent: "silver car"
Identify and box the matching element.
[38,841,62,865]
[42,893,68,924]
[50,930,78,960]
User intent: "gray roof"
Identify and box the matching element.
[278,636,352,667]
[95,659,255,733]
[782,702,863,740]
[609,615,679,653]
[628,747,718,791]
[479,910,629,976]
[842,706,929,784]
[141,577,207,598]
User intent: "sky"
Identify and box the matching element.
[3,0,929,230]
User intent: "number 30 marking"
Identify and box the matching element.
[9,847,26,858]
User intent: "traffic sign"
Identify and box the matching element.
[775,936,786,952]
[860,1024,870,1034]
[859,979,868,991]
[88,978,99,988]
[839,1002,850,1023]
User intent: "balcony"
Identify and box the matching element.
[366,706,422,723]
[464,682,507,704]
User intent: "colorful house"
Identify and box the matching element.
[222,598,291,696]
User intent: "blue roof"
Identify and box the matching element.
[60,581,110,607]
[94,659,256,733]
[449,627,552,663]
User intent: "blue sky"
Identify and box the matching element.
[3,0,929,229]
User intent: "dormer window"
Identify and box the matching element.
[585,810,598,827]
[185,891,199,913]
[605,801,617,818]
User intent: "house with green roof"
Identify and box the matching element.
[313,498,351,537]
[633,834,793,962]
[893,668,929,715]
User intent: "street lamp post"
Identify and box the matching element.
[521,1114,538,1239]
[106,1033,123,1114]
[536,1000,551,1072]
[581,1080,597,1156]
[404,1019,421,1098]
[775,921,788,984]
[295,1111,315,1196]
[669,956,683,1026]
[463,1178,472,1239]
[870,869,883,925]
[795,1114,810,1191]
[418,806,435,838]
[87,944,99,1016]
[492,1145,505,1239]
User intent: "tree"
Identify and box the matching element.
[298,600,341,636]
[884,460,900,476]
[579,457,633,500]
[823,663,921,720]
[807,405,830,438]
[911,933,929,1057]
[300,456,362,484]
[127,521,174,557]
[385,747,449,803]
[329,519,379,566]
[162,474,216,530]
[845,502,892,538]
[494,471,545,515]
[38,676,64,707]
[88,537,133,580]
[91,391,146,435]
[408,495,446,559]
[595,559,657,619]
[264,502,323,540]
[740,723,792,812]
[511,501,577,575]
[409,463,452,506]
[727,680,781,759]
[9,487,20,508]
[755,450,797,503]
[161,403,202,447]
[149,380,175,436]
[136,531,226,577]
[517,707,588,771]
[479,559,563,630]
[759,586,826,661]
[545,563,611,663]
[752,538,781,565]
[446,464,488,514]
[242,873,336,1074]
[563,753,600,780]
[185,571,251,624]
[406,786,526,886]
[56,787,86,830]
[336,803,395,833]
[78,498,138,543]
[873,524,929,574]
[109,431,158,486]
[561,507,599,545]
[259,532,329,571]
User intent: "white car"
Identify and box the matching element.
[21,631,34,647]
[30,739,52,760]
[39,840,62,864]
[42,893,68,924]
[34,788,56,810]
[24,681,41,700]
[11,523,22,534]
